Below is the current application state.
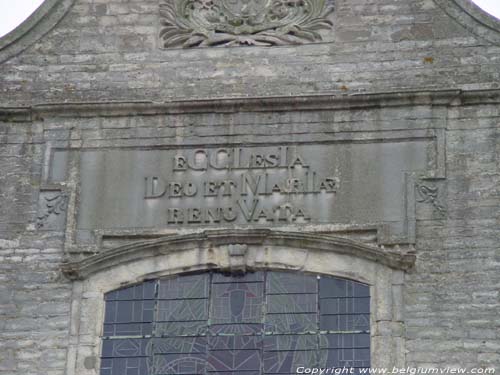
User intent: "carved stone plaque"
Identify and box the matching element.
[37,190,69,230]
[76,141,430,239]
[159,0,334,47]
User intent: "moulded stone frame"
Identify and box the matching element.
[48,128,444,249]
[26,91,453,252]
[63,229,414,375]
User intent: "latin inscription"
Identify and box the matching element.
[144,146,338,224]
[76,140,430,234]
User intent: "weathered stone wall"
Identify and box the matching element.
[407,101,500,369]
[0,122,71,374]
[0,0,499,374]
[1,0,500,105]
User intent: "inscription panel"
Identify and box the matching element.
[76,141,430,235]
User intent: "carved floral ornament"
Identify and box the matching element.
[159,0,334,47]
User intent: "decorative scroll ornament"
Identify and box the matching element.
[159,0,334,47]
[36,192,69,229]
[416,183,446,215]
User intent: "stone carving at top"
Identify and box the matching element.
[159,0,334,47]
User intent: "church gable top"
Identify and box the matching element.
[1,0,500,104]
[2,0,500,64]
[434,0,500,46]
[0,0,75,65]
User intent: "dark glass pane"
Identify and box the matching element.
[100,358,112,375]
[105,281,156,301]
[100,358,150,375]
[143,302,155,322]
[353,282,370,297]
[116,301,134,323]
[212,272,264,283]
[264,350,318,373]
[321,349,341,367]
[320,297,369,315]
[319,277,348,298]
[106,287,132,301]
[266,313,317,333]
[139,358,149,375]
[155,321,207,336]
[106,300,154,323]
[357,348,371,361]
[210,282,263,324]
[320,278,369,298]
[320,298,342,314]
[208,349,261,371]
[153,353,207,374]
[353,297,370,313]
[321,348,370,369]
[209,335,261,350]
[103,322,152,337]
[102,338,150,358]
[104,300,116,323]
[264,334,317,351]
[158,274,209,300]
[209,323,262,335]
[105,358,126,375]
[267,273,317,294]
[354,333,371,347]
[267,294,317,313]
[137,281,156,300]
[153,337,207,354]
[320,314,370,331]
[320,333,370,349]
[157,299,208,321]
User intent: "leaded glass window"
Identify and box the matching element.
[100,271,370,375]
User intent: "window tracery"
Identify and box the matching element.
[100,271,371,374]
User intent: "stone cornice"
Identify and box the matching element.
[2,89,500,122]
[61,229,416,280]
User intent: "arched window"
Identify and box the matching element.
[99,271,370,375]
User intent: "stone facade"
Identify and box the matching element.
[0,0,499,374]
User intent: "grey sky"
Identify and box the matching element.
[0,0,499,38]
[0,0,45,37]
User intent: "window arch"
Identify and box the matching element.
[63,230,412,374]
[100,271,371,375]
